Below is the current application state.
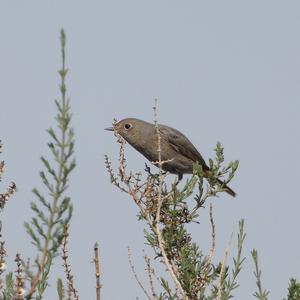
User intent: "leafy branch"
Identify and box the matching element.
[251,249,269,300]
[105,109,242,299]
[24,29,76,299]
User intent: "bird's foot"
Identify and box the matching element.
[144,163,154,176]
[145,163,168,184]
[172,174,183,187]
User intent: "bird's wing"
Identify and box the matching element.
[159,125,209,170]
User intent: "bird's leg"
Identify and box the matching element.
[145,162,169,188]
[144,163,160,181]
[173,173,183,187]
[145,162,167,176]
[144,163,154,176]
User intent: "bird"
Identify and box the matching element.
[105,118,236,197]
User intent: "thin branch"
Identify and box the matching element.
[0,160,4,179]
[251,249,269,300]
[208,203,216,261]
[143,252,158,300]
[218,228,234,299]
[128,247,152,300]
[61,225,79,300]
[105,137,158,235]
[92,242,101,300]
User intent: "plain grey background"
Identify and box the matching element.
[1,1,300,299]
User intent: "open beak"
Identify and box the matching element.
[104,126,114,131]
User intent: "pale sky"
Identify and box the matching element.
[1,1,300,299]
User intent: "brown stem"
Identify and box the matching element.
[93,242,101,300]
[26,241,49,299]
[128,247,151,300]
[62,225,79,300]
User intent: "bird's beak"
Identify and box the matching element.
[104,127,114,131]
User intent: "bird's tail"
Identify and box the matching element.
[217,178,236,197]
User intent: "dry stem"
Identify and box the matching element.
[208,203,216,261]
[218,227,234,299]
[143,253,158,300]
[0,161,4,179]
[92,242,101,300]
[128,247,152,300]
[62,225,79,300]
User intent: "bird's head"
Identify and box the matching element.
[105,118,151,145]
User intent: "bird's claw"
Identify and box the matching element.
[144,163,153,175]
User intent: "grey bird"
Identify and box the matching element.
[105,118,236,197]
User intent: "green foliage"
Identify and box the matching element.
[251,249,269,300]
[2,272,14,300]
[218,220,246,300]
[23,29,76,299]
[285,278,300,300]
[139,142,242,299]
[56,278,64,300]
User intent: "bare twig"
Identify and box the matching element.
[104,155,128,193]
[143,252,158,300]
[218,227,234,299]
[0,161,4,179]
[128,247,152,300]
[208,203,216,261]
[105,138,158,233]
[62,225,79,300]
[92,242,101,300]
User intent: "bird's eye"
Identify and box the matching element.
[124,123,132,130]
